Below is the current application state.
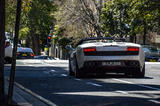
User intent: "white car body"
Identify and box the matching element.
[68,37,145,78]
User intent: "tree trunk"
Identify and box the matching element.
[96,0,103,37]
[0,0,5,105]
[143,20,147,45]
[30,29,40,55]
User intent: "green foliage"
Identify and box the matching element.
[57,37,72,50]
[19,27,29,39]
[101,0,160,39]
[5,0,16,33]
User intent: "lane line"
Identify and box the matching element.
[112,78,134,84]
[137,84,160,90]
[61,74,68,77]
[148,100,160,104]
[74,79,81,81]
[50,70,56,72]
[115,90,128,94]
[112,78,160,90]
[86,82,102,87]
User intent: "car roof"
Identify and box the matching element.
[76,37,125,46]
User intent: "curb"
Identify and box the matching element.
[6,78,57,106]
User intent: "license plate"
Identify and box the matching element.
[22,54,27,56]
[102,62,121,66]
[149,59,156,62]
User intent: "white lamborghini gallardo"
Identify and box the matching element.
[66,37,145,78]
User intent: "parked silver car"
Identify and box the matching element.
[66,37,145,78]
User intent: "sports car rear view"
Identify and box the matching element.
[66,37,145,78]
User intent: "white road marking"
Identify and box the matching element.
[86,82,102,87]
[112,78,134,84]
[115,90,128,94]
[145,62,160,65]
[112,78,160,90]
[137,84,160,90]
[61,74,68,77]
[74,79,81,81]
[53,91,151,98]
[148,100,160,104]
[50,70,56,72]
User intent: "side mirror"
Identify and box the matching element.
[65,45,74,51]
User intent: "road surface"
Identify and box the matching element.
[4,59,160,106]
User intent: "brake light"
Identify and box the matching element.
[83,48,96,52]
[16,52,21,56]
[30,53,34,57]
[127,47,139,51]
[5,42,10,48]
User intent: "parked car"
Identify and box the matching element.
[66,37,145,78]
[142,45,160,62]
[5,39,13,63]
[16,47,34,59]
[34,55,55,60]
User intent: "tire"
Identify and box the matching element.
[74,58,83,78]
[139,64,145,78]
[132,64,145,78]
[69,60,75,76]
[5,57,12,64]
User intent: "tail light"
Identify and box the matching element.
[5,42,10,48]
[30,53,34,57]
[83,48,96,52]
[127,47,139,51]
[16,52,21,56]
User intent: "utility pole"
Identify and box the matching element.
[7,0,22,105]
[0,0,5,105]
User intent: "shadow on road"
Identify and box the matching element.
[4,65,160,106]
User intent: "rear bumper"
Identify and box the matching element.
[80,60,140,73]
[17,56,34,59]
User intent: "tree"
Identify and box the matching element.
[101,0,157,43]
[24,0,56,55]
[55,0,106,38]
[0,0,5,105]
[5,0,56,55]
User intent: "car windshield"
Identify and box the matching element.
[17,47,33,52]
[82,39,114,44]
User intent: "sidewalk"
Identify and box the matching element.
[5,78,57,106]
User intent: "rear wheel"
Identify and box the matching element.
[69,60,75,76]
[132,64,145,78]
[74,58,83,78]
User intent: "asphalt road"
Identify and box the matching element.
[4,60,160,106]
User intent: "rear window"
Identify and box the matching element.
[17,47,33,52]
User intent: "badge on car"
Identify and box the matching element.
[102,62,121,66]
